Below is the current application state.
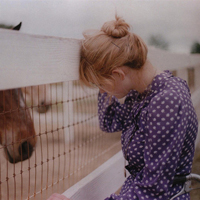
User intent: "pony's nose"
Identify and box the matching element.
[19,141,33,160]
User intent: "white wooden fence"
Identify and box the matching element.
[0,29,200,200]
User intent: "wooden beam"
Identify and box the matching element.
[1,29,200,91]
[63,151,126,200]
[0,29,81,90]
[191,88,200,148]
[148,46,200,71]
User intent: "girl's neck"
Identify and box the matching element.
[130,60,162,93]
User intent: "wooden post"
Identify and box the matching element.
[194,65,200,90]
[63,81,74,143]
[176,68,188,83]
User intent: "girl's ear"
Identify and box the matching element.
[112,68,126,81]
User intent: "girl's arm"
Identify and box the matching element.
[98,92,126,133]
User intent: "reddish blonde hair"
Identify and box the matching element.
[79,15,148,89]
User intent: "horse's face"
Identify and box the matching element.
[0,89,37,163]
[22,85,51,113]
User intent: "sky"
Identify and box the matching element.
[0,0,200,53]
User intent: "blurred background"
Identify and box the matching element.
[0,0,200,54]
[1,0,200,199]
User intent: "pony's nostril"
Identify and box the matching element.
[19,141,33,160]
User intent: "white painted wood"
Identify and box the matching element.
[191,88,200,108]
[194,65,200,89]
[190,54,200,67]
[0,29,81,90]
[62,151,126,200]
[1,29,200,90]
[176,68,188,83]
[195,123,200,149]
[148,47,190,70]
[148,46,200,71]
[191,88,200,148]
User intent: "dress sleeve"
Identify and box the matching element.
[104,90,189,200]
[98,92,127,133]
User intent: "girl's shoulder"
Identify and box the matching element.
[150,70,191,100]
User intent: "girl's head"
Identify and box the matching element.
[79,15,148,94]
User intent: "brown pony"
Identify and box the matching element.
[0,23,37,163]
[0,89,37,163]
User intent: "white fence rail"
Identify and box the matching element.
[0,29,80,90]
[1,29,200,90]
[0,29,200,200]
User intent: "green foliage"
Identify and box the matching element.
[191,42,200,54]
[0,24,13,29]
[148,34,169,50]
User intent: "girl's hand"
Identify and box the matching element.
[47,193,70,200]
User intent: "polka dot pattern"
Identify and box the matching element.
[98,71,198,200]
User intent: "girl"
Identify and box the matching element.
[49,16,198,200]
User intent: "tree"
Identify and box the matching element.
[148,34,169,50]
[0,24,13,29]
[190,42,200,54]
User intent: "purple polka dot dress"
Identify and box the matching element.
[98,71,198,200]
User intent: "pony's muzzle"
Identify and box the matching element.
[18,141,33,161]
[5,141,34,163]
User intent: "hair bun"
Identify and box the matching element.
[101,15,130,38]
